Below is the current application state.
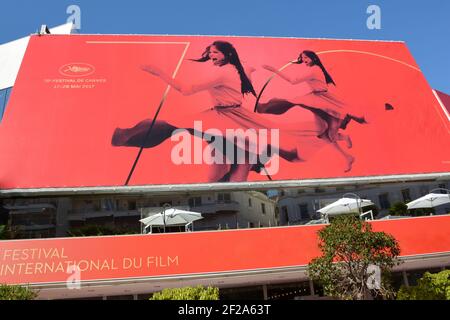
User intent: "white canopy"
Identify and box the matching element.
[139,208,203,227]
[317,197,374,216]
[406,193,450,209]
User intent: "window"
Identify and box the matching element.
[378,193,391,210]
[188,197,202,207]
[87,199,101,211]
[420,186,429,196]
[218,193,231,202]
[0,87,12,122]
[401,189,411,202]
[261,203,266,214]
[282,206,289,223]
[298,204,309,220]
[248,198,252,207]
[101,199,116,211]
[128,200,137,210]
[315,188,325,193]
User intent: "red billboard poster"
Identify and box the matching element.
[0,35,449,189]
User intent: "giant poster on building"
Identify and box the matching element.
[0,35,448,189]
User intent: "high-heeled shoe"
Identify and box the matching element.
[339,114,352,130]
[344,156,355,173]
[340,114,368,130]
[250,161,265,173]
[385,103,394,111]
[351,115,368,124]
[111,128,128,146]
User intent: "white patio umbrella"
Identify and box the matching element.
[317,197,374,217]
[406,193,450,209]
[139,208,203,232]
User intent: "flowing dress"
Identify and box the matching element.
[286,64,346,119]
[112,63,327,165]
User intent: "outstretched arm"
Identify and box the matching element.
[141,64,225,96]
[262,64,310,85]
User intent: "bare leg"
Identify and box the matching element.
[337,132,352,149]
[204,144,232,182]
[330,142,355,172]
[258,100,348,146]
[229,163,253,182]
[326,118,341,142]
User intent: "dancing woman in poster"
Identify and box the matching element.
[112,41,324,182]
[257,50,368,172]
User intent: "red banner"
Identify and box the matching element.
[0,216,449,285]
[0,35,449,189]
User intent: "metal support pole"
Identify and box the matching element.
[262,284,268,300]
[309,279,315,296]
[162,203,171,233]
[343,192,362,218]
[402,271,410,287]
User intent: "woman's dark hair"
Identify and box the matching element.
[295,50,336,86]
[192,41,256,96]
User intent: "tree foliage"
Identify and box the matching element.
[397,270,450,300]
[149,285,219,300]
[0,225,6,239]
[388,202,409,216]
[0,284,38,300]
[67,225,138,237]
[308,215,401,300]
[0,225,17,240]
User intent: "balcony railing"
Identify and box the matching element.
[189,201,240,213]
[68,210,140,221]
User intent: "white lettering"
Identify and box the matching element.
[367,5,381,30]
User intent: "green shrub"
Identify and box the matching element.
[150,285,219,300]
[409,208,435,217]
[397,270,450,300]
[0,225,6,239]
[0,284,38,300]
[0,225,18,240]
[308,215,400,300]
[388,202,408,216]
[68,225,138,237]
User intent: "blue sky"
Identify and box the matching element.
[1,0,449,92]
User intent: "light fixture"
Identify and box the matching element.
[38,25,51,36]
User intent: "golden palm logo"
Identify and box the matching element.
[59,63,95,77]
